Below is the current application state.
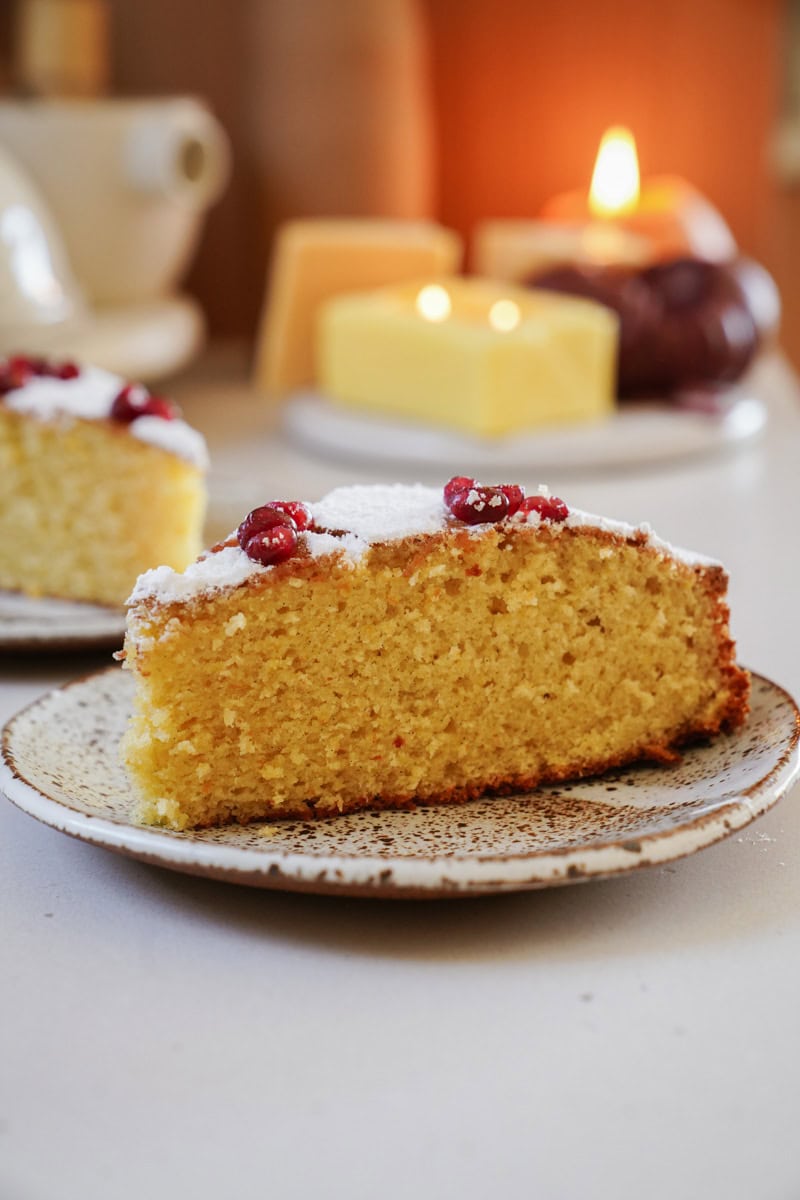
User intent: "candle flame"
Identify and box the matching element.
[488,298,521,332]
[416,284,451,322]
[589,126,640,217]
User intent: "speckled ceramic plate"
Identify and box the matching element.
[1,668,798,898]
[284,387,766,475]
[0,591,126,653]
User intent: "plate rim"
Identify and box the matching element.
[0,590,125,654]
[1,667,799,898]
[283,386,768,476]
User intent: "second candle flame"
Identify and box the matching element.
[416,284,452,322]
[488,299,521,332]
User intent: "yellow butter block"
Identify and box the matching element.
[255,219,462,396]
[318,277,618,437]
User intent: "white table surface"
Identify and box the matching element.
[2,353,800,1200]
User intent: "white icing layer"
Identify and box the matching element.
[128,414,209,468]
[127,483,719,607]
[130,546,260,605]
[4,364,208,469]
[4,364,119,420]
[312,483,447,543]
[562,511,716,568]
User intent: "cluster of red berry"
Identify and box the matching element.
[0,356,181,427]
[237,501,314,566]
[110,383,178,424]
[443,476,568,524]
[0,355,80,394]
[236,478,570,569]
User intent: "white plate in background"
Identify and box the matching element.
[284,387,766,475]
[0,590,125,653]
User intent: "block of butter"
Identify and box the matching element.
[255,219,462,396]
[318,277,618,437]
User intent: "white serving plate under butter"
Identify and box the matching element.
[284,387,766,475]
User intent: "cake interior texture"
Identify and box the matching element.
[0,411,205,607]
[123,519,749,830]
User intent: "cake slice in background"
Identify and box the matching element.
[122,479,749,831]
[0,355,208,607]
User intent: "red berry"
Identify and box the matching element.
[0,355,82,394]
[54,361,80,380]
[444,476,476,506]
[6,354,37,374]
[448,484,510,525]
[519,494,569,522]
[0,369,24,393]
[0,355,35,392]
[110,384,151,422]
[141,394,178,420]
[444,476,526,521]
[499,483,525,516]
[110,383,177,423]
[266,500,314,531]
[243,524,298,565]
[237,504,295,550]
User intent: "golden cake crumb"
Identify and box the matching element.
[122,488,749,831]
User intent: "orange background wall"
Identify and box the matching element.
[426,0,781,262]
[424,0,800,364]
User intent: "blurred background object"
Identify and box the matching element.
[15,0,109,98]
[0,0,230,379]
[256,219,461,397]
[0,98,230,306]
[246,0,434,222]
[0,141,87,338]
[1,0,798,365]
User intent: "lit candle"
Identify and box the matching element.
[589,126,640,217]
[542,125,736,262]
[317,277,618,437]
[474,126,737,287]
[474,127,654,285]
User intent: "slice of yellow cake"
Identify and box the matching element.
[122,478,749,831]
[0,355,207,607]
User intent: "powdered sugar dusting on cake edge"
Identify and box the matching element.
[127,415,209,470]
[3,364,208,470]
[564,510,719,568]
[304,530,366,563]
[128,530,368,606]
[129,546,262,605]
[312,483,447,543]
[127,482,721,607]
[4,364,120,421]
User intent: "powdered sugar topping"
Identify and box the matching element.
[128,482,720,606]
[129,546,261,605]
[3,363,208,469]
[4,364,119,420]
[311,483,447,543]
[127,414,208,468]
